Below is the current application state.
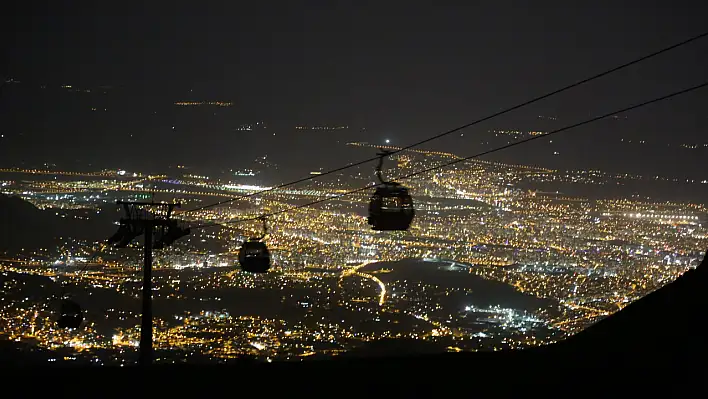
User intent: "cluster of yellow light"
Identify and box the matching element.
[295,126,348,130]
[1,148,706,357]
[174,101,233,106]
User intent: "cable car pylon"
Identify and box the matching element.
[106,200,189,366]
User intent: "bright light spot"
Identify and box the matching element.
[223,184,272,191]
[385,139,390,144]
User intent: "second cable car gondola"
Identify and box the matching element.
[238,217,271,273]
[368,150,415,231]
[56,299,83,329]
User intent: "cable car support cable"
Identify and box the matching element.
[178,30,708,216]
[191,80,708,230]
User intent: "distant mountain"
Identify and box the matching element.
[0,195,118,255]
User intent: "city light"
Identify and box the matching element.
[0,139,705,364]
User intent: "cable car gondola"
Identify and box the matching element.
[57,299,83,329]
[368,150,415,231]
[238,217,271,273]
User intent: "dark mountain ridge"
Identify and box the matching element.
[0,194,117,254]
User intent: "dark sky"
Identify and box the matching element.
[3,1,708,180]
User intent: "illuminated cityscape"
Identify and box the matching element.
[0,139,705,364]
[3,4,708,374]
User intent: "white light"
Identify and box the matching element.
[223,184,272,191]
[385,139,390,144]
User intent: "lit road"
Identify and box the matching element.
[552,313,604,331]
[339,261,386,306]
[0,168,116,178]
[561,300,609,316]
[338,261,456,336]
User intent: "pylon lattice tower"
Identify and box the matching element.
[107,201,190,366]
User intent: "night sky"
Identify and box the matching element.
[3,2,708,181]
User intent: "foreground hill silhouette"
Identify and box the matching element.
[0,194,117,255]
[544,255,707,365]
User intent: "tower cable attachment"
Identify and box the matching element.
[107,201,188,366]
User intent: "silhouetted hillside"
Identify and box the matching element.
[0,195,118,254]
[339,338,443,358]
[0,340,51,365]
[547,260,707,364]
